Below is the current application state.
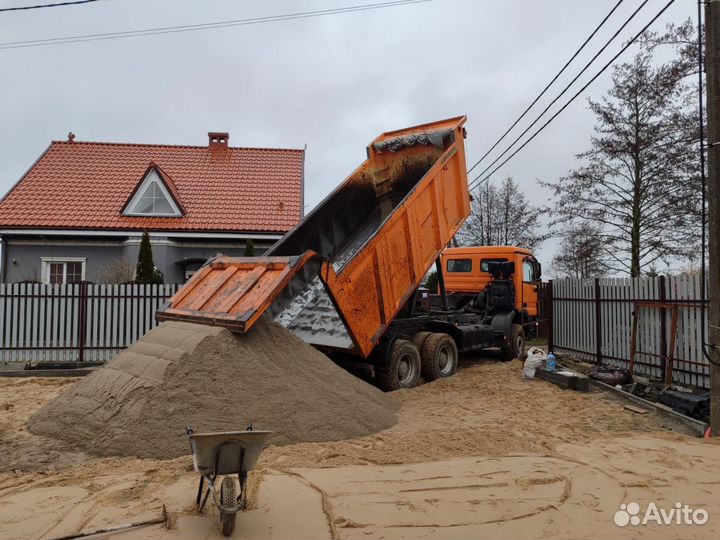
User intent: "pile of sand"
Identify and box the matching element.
[28,318,397,459]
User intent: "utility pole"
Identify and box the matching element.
[706,0,720,436]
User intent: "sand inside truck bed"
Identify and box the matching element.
[28,318,398,459]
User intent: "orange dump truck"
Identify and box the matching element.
[157,117,528,390]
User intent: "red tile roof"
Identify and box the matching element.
[0,139,304,233]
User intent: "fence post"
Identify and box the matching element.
[658,275,668,381]
[77,282,88,363]
[594,278,602,364]
[547,280,554,353]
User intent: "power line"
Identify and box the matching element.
[0,0,100,12]
[467,0,677,193]
[0,0,429,50]
[466,0,625,175]
[468,0,651,191]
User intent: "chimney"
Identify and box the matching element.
[208,132,229,149]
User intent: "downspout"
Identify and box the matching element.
[300,144,306,219]
[0,234,6,283]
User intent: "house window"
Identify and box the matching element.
[41,258,86,284]
[124,169,182,217]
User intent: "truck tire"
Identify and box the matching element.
[501,324,526,362]
[421,333,458,381]
[377,339,421,391]
[412,331,432,351]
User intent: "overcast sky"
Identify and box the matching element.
[0,0,697,270]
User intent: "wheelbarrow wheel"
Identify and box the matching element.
[220,476,237,536]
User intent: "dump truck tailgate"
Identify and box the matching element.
[156,253,317,332]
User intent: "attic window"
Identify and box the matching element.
[124,169,182,217]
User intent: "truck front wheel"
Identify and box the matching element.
[501,324,526,362]
[421,333,458,381]
[377,339,421,391]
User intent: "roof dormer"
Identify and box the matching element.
[121,163,184,217]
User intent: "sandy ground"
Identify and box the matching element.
[1,359,719,539]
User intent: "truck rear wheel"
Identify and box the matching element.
[501,324,526,362]
[377,339,421,391]
[421,333,458,381]
[412,331,432,351]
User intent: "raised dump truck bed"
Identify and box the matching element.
[157,116,470,358]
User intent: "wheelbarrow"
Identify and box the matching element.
[186,425,272,536]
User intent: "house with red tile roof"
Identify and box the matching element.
[0,132,304,284]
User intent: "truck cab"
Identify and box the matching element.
[441,245,542,321]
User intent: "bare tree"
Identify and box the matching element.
[551,223,605,278]
[97,257,135,284]
[458,176,548,250]
[638,19,698,76]
[544,26,701,277]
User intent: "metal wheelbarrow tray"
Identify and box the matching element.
[187,427,272,536]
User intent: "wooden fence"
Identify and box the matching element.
[548,275,709,389]
[0,283,179,363]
